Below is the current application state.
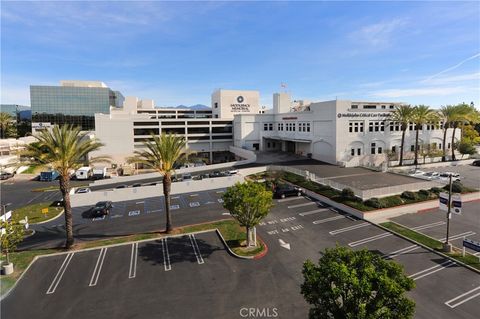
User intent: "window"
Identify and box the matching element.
[389,121,400,131]
[363,105,376,109]
[162,127,185,134]
[448,143,451,149]
[134,128,159,135]
[264,123,268,131]
[267,142,271,148]
[369,122,374,132]
[188,127,210,134]
[269,123,273,131]
[409,122,414,130]
[278,123,282,131]
[411,145,415,152]
[389,105,394,109]
[378,147,383,154]
[371,143,376,155]
[438,143,442,149]
[212,135,232,140]
[212,126,232,133]
[381,105,386,109]
[306,123,310,132]
[292,123,296,131]
[161,121,184,126]
[351,149,355,156]
[351,105,358,109]
[134,121,159,126]
[357,148,361,156]
[214,102,218,108]
[392,146,396,153]
[187,121,210,125]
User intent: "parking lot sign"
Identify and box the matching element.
[42,208,49,215]
[463,238,480,252]
[452,194,462,215]
[439,192,449,212]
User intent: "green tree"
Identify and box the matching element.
[461,124,480,144]
[411,105,437,165]
[222,181,273,247]
[391,105,414,166]
[458,139,477,158]
[0,112,16,138]
[23,125,107,248]
[449,104,479,161]
[128,133,186,233]
[301,246,415,319]
[0,218,26,264]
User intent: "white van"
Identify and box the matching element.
[92,167,108,179]
[75,167,92,180]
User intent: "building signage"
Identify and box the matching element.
[282,117,298,120]
[439,192,462,215]
[337,113,392,118]
[230,96,250,112]
[32,122,52,129]
[463,238,480,252]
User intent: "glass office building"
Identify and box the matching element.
[30,81,124,131]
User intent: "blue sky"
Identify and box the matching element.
[1,1,479,108]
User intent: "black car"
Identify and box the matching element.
[91,201,113,217]
[472,160,480,167]
[274,185,303,199]
[132,183,142,187]
[209,171,222,178]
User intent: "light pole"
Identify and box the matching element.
[443,174,453,253]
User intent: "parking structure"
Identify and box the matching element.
[7,190,480,318]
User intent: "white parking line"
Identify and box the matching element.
[439,231,476,242]
[128,243,138,279]
[348,232,392,247]
[277,197,304,203]
[189,234,204,264]
[161,238,171,271]
[288,202,316,209]
[135,201,145,204]
[383,245,419,259]
[89,248,108,286]
[411,221,446,231]
[147,209,162,213]
[408,260,456,280]
[312,215,344,224]
[329,222,370,235]
[299,208,330,216]
[46,253,74,294]
[445,286,480,309]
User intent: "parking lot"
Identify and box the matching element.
[390,200,480,256]
[7,192,480,318]
[414,164,480,189]
[22,189,230,249]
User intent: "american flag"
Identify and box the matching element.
[280,82,287,88]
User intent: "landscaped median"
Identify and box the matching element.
[12,202,63,224]
[381,221,480,272]
[0,219,267,297]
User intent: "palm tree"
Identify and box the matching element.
[450,104,479,161]
[23,125,108,249]
[411,105,437,165]
[391,105,413,166]
[128,133,186,233]
[0,112,13,139]
[439,105,455,161]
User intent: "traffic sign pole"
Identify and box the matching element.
[443,175,453,253]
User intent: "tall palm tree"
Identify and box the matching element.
[391,105,413,166]
[439,105,455,162]
[23,125,108,249]
[0,112,13,139]
[450,104,479,161]
[128,133,186,233]
[411,105,437,165]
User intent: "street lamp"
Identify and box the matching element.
[443,175,453,253]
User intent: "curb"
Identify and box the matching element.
[33,209,64,225]
[215,229,253,260]
[376,222,480,275]
[253,236,268,260]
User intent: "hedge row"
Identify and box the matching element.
[279,171,474,212]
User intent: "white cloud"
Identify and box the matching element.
[370,86,471,98]
[351,18,408,48]
[423,72,480,85]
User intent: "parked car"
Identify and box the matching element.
[0,172,14,180]
[145,182,157,186]
[199,174,210,179]
[274,185,303,199]
[408,170,426,177]
[422,172,440,180]
[132,183,142,187]
[75,187,91,194]
[115,184,127,189]
[182,174,192,181]
[209,171,222,178]
[472,160,480,167]
[192,175,203,181]
[439,172,461,182]
[39,170,60,181]
[91,201,112,217]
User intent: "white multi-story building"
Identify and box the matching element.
[92,91,262,165]
[234,93,458,167]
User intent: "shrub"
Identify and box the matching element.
[381,196,404,207]
[401,191,418,200]
[364,198,386,209]
[444,181,465,193]
[418,189,431,199]
[341,188,355,199]
[430,187,443,195]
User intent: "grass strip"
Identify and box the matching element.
[12,202,63,224]
[381,221,480,271]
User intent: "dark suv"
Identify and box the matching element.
[472,160,480,167]
[274,185,303,199]
[91,201,113,217]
